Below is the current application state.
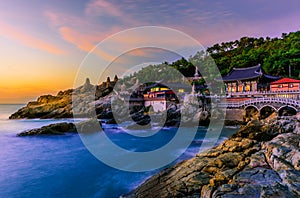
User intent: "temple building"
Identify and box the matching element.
[270,78,300,92]
[138,83,178,112]
[221,64,280,95]
[143,89,178,112]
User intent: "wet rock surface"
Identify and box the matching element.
[125,114,300,198]
[17,122,76,136]
[17,118,101,136]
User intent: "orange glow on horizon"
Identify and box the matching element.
[0,79,75,104]
[0,62,78,104]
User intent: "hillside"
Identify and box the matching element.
[128,31,300,82]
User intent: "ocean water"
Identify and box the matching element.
[0,104,237,198]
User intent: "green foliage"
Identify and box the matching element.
[123,31,300,83]
[207,31,300,78]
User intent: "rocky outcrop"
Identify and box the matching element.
[10,88,74,119]
[17,118,102,136]
[17,122,76,136]
[126,114,300,198]
[9,78,117,119]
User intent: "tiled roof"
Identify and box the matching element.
[271,77,300,84]
[222,65,262,81]
[263,74,281,80]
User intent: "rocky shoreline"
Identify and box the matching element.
[124,113,300,198]
[13,78,300,197]
[13,90,300,197]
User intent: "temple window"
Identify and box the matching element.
[245,85,251,91]
[238,85,243,92]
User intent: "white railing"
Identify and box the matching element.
[219,97,300,109]
[228,90,300,96]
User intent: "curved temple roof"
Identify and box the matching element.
[221,64,279,82]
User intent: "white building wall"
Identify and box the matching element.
[145,100,166,112]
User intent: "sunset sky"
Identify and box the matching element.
[1,0,300,103]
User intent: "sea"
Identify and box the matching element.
[0,104,237,198]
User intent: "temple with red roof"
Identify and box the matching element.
[270,78,300,92]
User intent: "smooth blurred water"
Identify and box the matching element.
[0,105,237,198]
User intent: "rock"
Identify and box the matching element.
[213,167,296,198]
[279,170,300,196]
[248,150,269,168]
[81,78,93,92]
[9,89,73,119]
[17,122,76,136]
[263,132,300,171]
[224,120,244,126]
[9,78,116,119]
[125,113,300,198]
[17,118,103,136]
[75,118,102,133]
[106,118,117,124]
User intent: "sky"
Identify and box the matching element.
[0,0,300,103]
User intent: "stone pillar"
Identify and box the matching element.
[114,75,118,82]
[106,77,111,83]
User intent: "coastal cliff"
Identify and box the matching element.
[10,89,74,119]
[9,78,115,119]
[126,113,300,197]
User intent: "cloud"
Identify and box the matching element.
[0,20,66,55]
[59,26,96,51]
[84,0,140,26]
[46,1,231,55]
[85,0,122,17]
[45,1,300,58]
[177,10,300,48]
[45,10,92,30]
[59,26,119,61]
